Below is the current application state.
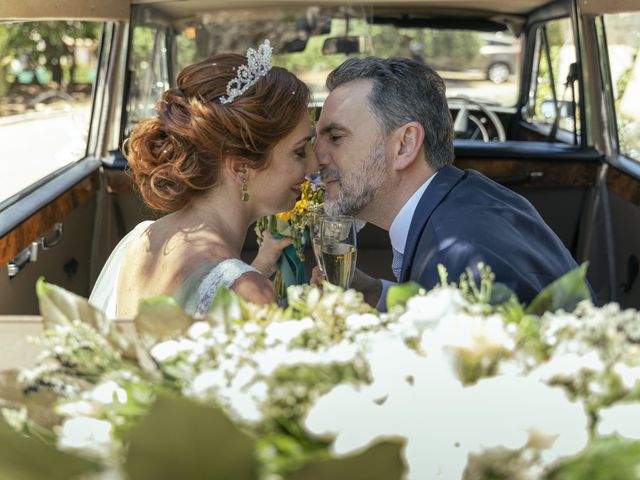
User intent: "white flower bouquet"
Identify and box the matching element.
[1,265,640,479]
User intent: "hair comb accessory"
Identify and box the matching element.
[219,39,273,104]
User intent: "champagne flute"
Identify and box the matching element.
[310,211,325,272]
[320,216,357,289]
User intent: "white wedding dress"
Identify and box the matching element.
[89,221,258,317]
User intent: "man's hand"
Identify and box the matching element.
[351,268,383,307]
[311,266,382,308]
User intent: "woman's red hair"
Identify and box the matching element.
[126,53,310,212]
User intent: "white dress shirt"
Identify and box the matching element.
[376,172,438,311]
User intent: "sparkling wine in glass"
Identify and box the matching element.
[310,212,325,272]
[320,216,357,289]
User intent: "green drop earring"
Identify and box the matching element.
[241,178,250,202]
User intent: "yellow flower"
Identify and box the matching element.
[276,210,293,222]
[257,177,324,265]
[276,181,313,221]
[293,197,310,214]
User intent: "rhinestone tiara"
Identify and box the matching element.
[219,39,273,104]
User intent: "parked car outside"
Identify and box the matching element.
[479,33,521,83]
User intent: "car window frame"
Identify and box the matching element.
[519,16,584,145]
[0,20,112,212]
[593,14,640,178]
[118,5,174,146]
[0,18,126,233]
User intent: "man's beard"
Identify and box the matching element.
[324,140,386,217]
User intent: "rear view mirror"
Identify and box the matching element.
[322,36,370,55]
[279,39,309,53]
[279,11,332,53]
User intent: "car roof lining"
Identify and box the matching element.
[133,0,553,20]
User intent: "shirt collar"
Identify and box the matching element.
[389,172,438,254]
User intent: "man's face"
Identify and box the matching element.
[316,79,387,217]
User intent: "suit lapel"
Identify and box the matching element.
[400,165,466,282]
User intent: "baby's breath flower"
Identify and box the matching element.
[57,416,114,459]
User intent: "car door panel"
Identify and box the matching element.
[0,2,129,314]
[606,166,640,307]
[454,147,601,248]
[0,176,98,313]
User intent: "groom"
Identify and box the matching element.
[315,57,584,309]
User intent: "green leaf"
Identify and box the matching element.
[0,370,60,431]
[0,415,97,480]
[206,286,244,324]
[284,440,405,480]
[36,278,106,330]
[546,436,640,480]
[124,395,257,480]
[36,278,136,359]
[386,282,422,310]
[489,282,517,306]
[526,264,591,316]
[134,296,192,346]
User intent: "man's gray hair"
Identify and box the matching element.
[326,57,454,169]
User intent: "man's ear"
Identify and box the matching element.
[224,156,249,185]
[391,122,425,171]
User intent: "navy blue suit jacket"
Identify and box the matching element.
[400,165,581,304]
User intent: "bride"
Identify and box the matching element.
[90,41,316,317]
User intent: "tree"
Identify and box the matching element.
[0,21,100,95]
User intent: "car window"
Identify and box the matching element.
[0,21,102,204]
[124,24,170,137]
[524,18,579,140]
[602,12,640,162]
[164,6,521,107]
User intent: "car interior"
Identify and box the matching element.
[0,0,639,331]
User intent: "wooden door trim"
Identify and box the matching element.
[454,158,599,188]
[608,166,640,206]
[0,162,100,266]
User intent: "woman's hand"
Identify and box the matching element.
[251,230,292,277]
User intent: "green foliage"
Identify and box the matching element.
[175,32,197,75]
[612,44,640,159]
[0,415,97,480]
[547,436,640,480]
[256,429,329,478]
[284,440,405,480]
[36,277,135,361]
[135,296,193,345]
[267,364,365,425]
[206,285,245,325]
[130,26,156,66]
[275,35,346,76]
[526,264,591,316]
[36,277,106,330]
[0,21,100,92]
[420,29,482,67]
[19,267,624,479]
[387,282,422,310]
[124,395,257,480]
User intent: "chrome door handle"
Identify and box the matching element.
[6,222,63,278]
[39,222,63,250]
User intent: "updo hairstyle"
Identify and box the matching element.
[125,53,310,212]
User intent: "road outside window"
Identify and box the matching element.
[0,21,101,203]
[604,12,640,162]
